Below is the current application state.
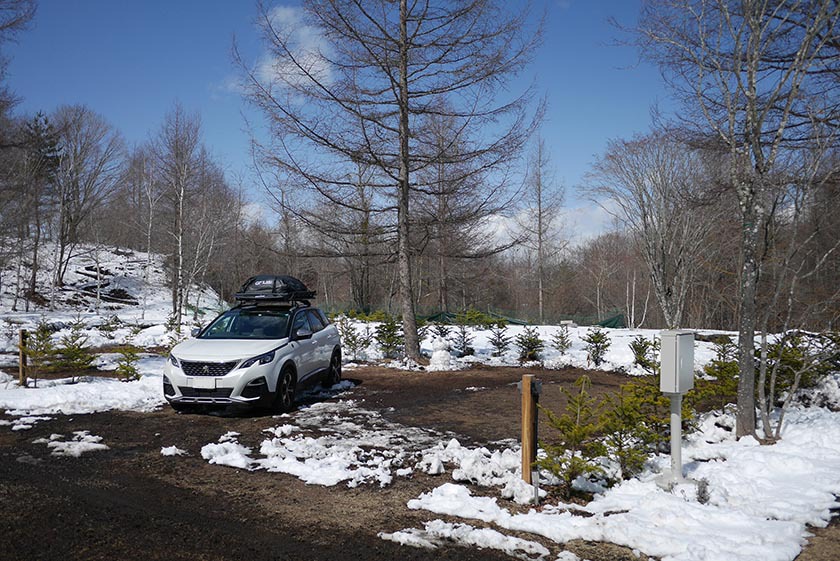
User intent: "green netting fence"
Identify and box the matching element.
[321,301,625,328]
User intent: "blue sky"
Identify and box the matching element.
[6,0,669,237]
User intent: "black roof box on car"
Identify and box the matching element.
[234,275,316,303]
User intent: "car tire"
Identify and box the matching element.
[274,367,297,413]
[324,350,342,388]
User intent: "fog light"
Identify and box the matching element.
[241,377,267,399]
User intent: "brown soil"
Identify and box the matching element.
[0,364,835,561]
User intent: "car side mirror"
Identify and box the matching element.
[294,327,313,340]
[191,326,203,337]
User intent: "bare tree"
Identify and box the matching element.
[587,131,711,329]
[517,137,564,324]
[239,0,542,360]
[755,141,840,440]
[577,232,624,323]
[181,149,238,322]
[637,0,840,437]
[152,103,201,328]
[123,145,163,319]
[0,0,35,130]
[51,105,124,288]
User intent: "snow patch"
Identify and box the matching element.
[380,520,550,560]
[161,445,187,456]
[34,430,109,457]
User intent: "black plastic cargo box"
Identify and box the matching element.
[234,275,316,302]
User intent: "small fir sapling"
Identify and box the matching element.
[115,334,140,381]
[536,375,605,499]
[450,323,475,356]
[336,316,373,361]
[55,318,95,371]
[694,338,739,411]
[431,322,451,339]
[165,313,184,347]
[620,376,699,453]
[629,335,659,374]
[551,324,572,355]
[26,319,57,385]
[600,386,657,481]
[515,326,544,363]
[99,315,122,340]
[583,327,610,367]
[374,315,404,359]
[488,322,511,357]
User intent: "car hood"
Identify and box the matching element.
[171,338,288,362]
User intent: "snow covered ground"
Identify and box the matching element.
[0,241,222,355]
[2,358,838,560]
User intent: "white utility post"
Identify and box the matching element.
[659,330,694,484]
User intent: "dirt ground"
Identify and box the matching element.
[0,364,836,561]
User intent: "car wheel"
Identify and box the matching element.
[324,350,342,388]
[274,367,297,413]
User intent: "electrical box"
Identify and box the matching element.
[660,330,695,394]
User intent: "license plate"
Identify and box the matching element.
[191,377,215,389]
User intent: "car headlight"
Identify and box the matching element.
[169,354,181,368]
[239,351,275,369]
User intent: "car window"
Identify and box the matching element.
[307,310,325,332]
[291,312,309,335]
[203,314,234,338]
[317,309,330,326]
[200,309,290,339]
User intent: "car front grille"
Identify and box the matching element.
[177,387,233,399]
[180,360,239,377]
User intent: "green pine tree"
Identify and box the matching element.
[515,326,544,362]
[551,325,572,355]
[431,322,451,339]
[601,386,658,481]
[629,335,659,374]
[99,315,122,340]
[375,315,404,359]
[26,319,56,385]
[336,316,373,362]
[488,322,511,357]
[451,322,475,356]
[55,318,95,372]
[536,375,605,499]
[115,333,141,382]
[583,327,611,367]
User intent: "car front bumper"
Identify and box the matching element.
[163,361,276,410]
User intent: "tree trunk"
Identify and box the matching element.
[736,203,759,438]
[398,0,420,361]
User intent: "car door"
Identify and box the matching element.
[290,310,317,380]
[306,310,331,371]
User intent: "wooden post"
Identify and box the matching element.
[521,374,536,484]
[18,329,27,387]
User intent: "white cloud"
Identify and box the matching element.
[560,199,619,245]
[240,201,268,227]
[257,5,334,91]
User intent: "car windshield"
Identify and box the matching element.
[199,308,290,340]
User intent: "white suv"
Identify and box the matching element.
[163,276,341,413]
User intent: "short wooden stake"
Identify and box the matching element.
[18,329,28,387]
[521,374,537,484]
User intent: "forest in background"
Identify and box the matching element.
[0,0,838,341]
